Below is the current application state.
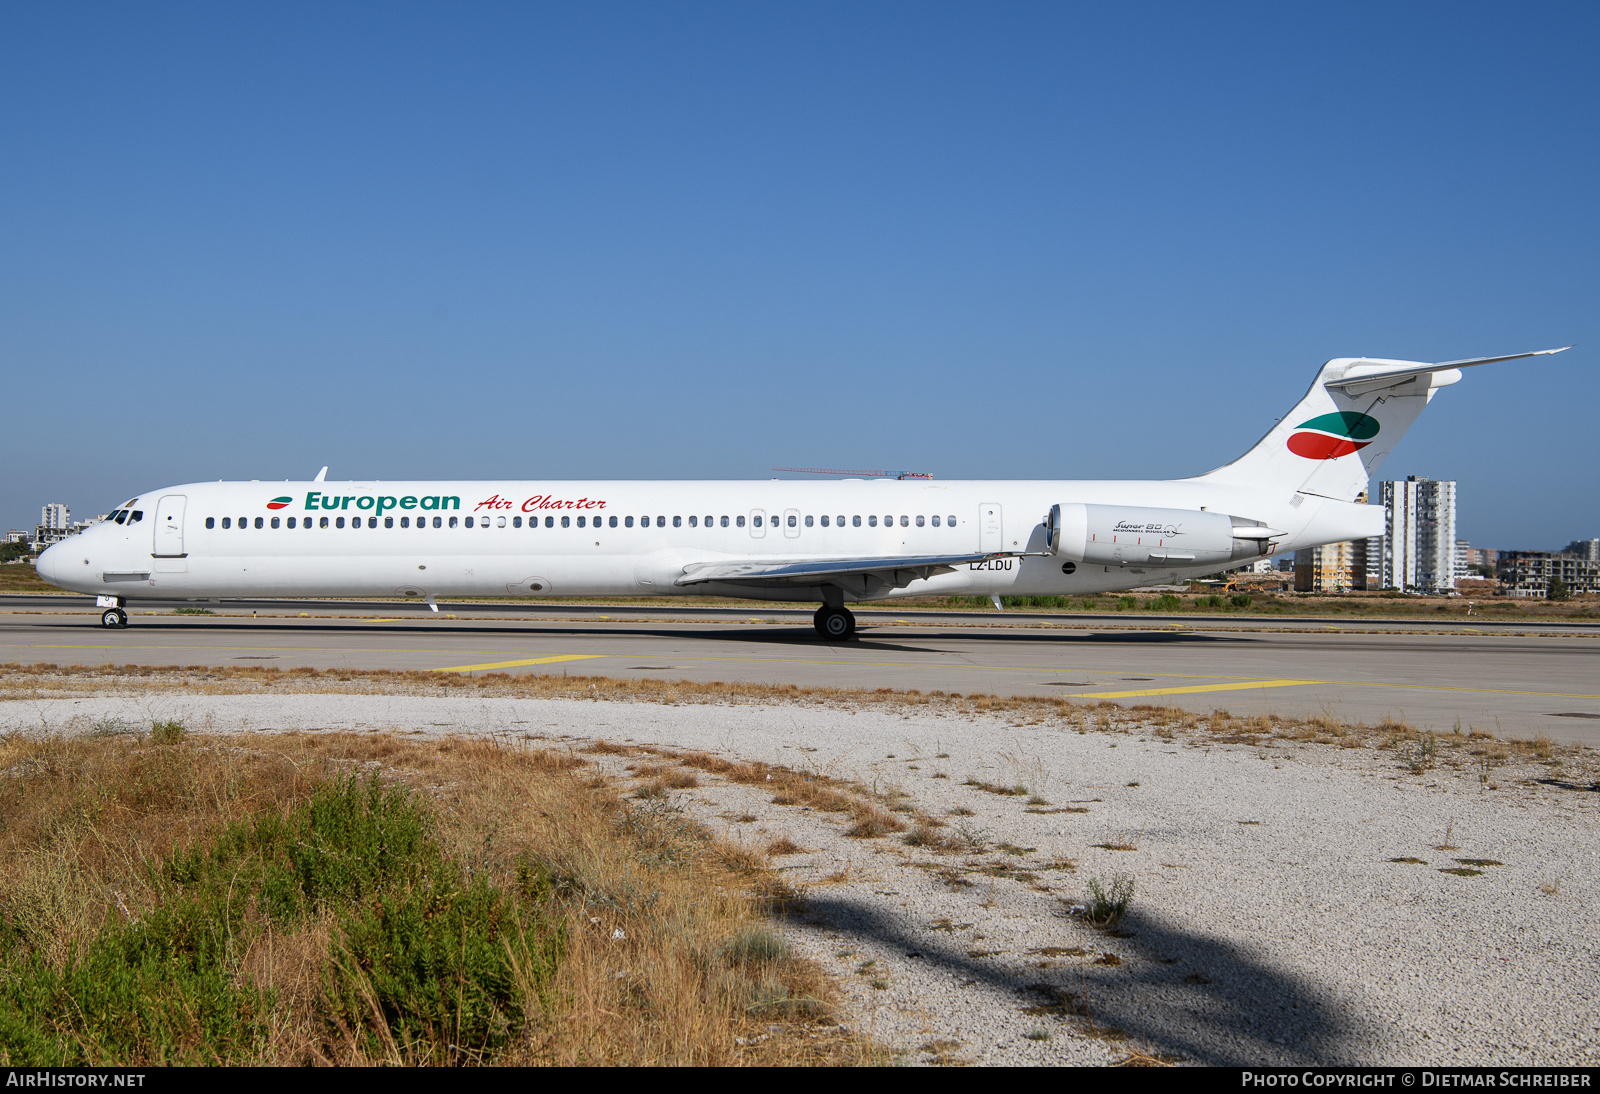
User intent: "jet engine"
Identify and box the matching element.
[1046,503,1281,568]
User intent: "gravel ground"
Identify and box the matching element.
[7,691,1598,1066]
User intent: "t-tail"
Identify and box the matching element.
[1189,347,1570,502]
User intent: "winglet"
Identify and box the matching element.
[313,466,328,482]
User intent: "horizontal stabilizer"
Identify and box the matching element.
[1325,347,1570,397]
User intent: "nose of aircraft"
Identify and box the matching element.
[35,542,61,586]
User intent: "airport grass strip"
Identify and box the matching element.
[0,723,864,1066]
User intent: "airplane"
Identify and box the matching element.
[35,348,1568,638]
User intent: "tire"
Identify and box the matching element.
[818,607,853,641]
[101,609,125,629]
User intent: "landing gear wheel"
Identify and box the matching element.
[813,606,855,641]
[101,608,127,629]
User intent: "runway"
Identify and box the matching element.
[4,596,1598,746]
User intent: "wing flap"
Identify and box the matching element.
[675,552,998,588]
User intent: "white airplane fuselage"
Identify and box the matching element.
[37,475,1368,603]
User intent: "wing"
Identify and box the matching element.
[674,551,1002,597]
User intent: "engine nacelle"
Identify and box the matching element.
[1047,503,1280,568]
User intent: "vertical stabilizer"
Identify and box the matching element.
[1187,348,1567,502]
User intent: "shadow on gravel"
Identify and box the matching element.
[800,895,1375,1066]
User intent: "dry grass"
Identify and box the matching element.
[0,727,869,1066]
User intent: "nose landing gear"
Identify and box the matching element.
[97,596,128,628]
[813,605,855,641]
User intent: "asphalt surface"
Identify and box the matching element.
[4,595,1598,746]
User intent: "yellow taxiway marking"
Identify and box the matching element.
[435,654,605,673]
[1077,679,1321,699]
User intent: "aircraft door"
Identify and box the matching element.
[749,509,766,538]
[979,503,1002,553]
[153,495,187,557]
[782,508,801,538]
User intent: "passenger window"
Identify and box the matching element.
[434,516,443,528]
[271,517,280,529]
[688,516,697,527]
[320,517,329,528]
[868,516,877,527]
[609,516,618,528]
[852,515,860,527]
[673,516,682,528]
[400,516,409,528]
[545,516,554,528]
[805,515,813,527]
[449,516,458,528]
[787,515,796,527]
[820,516,828,527]
[220,517,230,529]
[336,517,345,529]
[657,516,665,527]
[884,515,892,526]
[497,516,505,527]
[205,517,214,529]
[384,517,393,528]
[931,515,939,527]
[736,515,745,527]
[287,517,296,528]
[753,515,762,528]
[577,516,585,528]
[916,515,924,527]
[704,515,712,526]
[561,516,570,528]
[367,517,375,528]
[512,516,521,528]
[625,516,633,528]
[900,515,908,527]
[948,515,957,526]
[721,516,729,527]
[465,517,474,528]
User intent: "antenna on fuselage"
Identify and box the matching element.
[313,466,328,482]
[772,467,888,478]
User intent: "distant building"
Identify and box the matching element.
[1295,539,1367,592]
[1497,551,1600,598]
[1366,477,1457,592]
[35,503,72,550]
[1562,538,1600,561]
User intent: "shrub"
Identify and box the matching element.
[1084,873,1134,926]
[1147,594,1182,612]
[1229,594,1253,608]
[150,720,186,746]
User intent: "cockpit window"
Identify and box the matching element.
[128,511,143,523]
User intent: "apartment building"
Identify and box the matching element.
[1365,477,1457,592]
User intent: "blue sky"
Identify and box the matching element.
[2,2,1594,550]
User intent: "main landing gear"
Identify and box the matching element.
[813,605,856,641]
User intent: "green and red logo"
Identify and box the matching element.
[266,496,293,510]
[1287,412,1379,460]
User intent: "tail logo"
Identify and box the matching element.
[266,496,293,510]
[1287,412,1380,460]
